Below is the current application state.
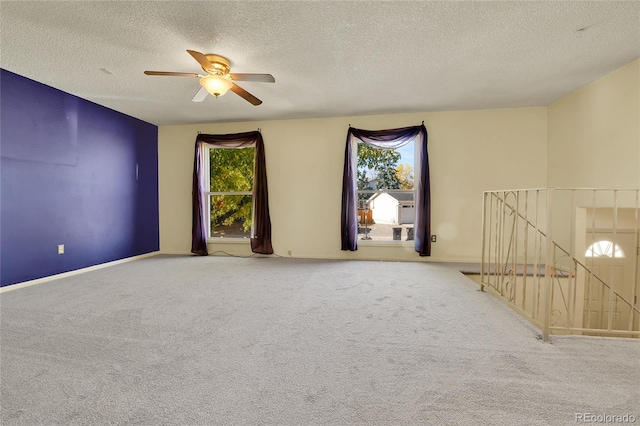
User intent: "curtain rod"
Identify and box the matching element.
[197,129,263,134]
[349,121,424,128]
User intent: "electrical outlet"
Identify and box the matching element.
[430,235,437,243]
[57,244,65,254]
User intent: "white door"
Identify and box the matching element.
[400,205,415,224]
[583,232,639,335]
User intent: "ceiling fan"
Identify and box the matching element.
[144,50,275,106]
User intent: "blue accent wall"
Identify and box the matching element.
[1,69,159,287]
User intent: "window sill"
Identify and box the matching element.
[358,240,414,248]
[207,238,251,244]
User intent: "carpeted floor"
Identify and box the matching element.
[1,255,638,425]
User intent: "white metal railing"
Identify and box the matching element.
[480,188,640,341]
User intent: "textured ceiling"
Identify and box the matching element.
[1,1,639,126]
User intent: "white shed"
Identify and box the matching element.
[368,192,414,225]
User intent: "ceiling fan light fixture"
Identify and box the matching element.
[144,50,272,105]
[200,75,233,97]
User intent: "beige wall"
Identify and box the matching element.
[159,108,547,262]
[547,59,640,188]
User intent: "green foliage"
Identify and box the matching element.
[210,148,255,192]
[356,143,401,191]
[210,147,255,234]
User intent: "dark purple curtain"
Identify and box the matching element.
[341,124,431,256]
[192,131,273,255]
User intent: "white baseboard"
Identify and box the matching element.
[1,251,160,293]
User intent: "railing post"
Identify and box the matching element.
[568,189,576,332]
[480,192,487,292]
[629,190,639,331]
[607,190,618,331]
[523,190,529,312]
[533,190,540,320]
[542,188,554,341]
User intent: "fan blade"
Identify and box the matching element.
[144,71,199,77]
[192,86,208,102]
[187,50,214,72]
[230,84,262,106]
[230,73,275,83]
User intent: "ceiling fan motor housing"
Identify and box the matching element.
[203,54,231,76]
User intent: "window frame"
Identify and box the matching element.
[354,138,418,244]
[585,240,625,258]
[204,143,255,241]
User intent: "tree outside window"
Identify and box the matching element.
[209,147,255,238]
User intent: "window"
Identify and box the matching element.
[206,146,255,238]
[192,131,272,255]
[356,140,416,241]
[585,240,625,258]
[340,124,429,255]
